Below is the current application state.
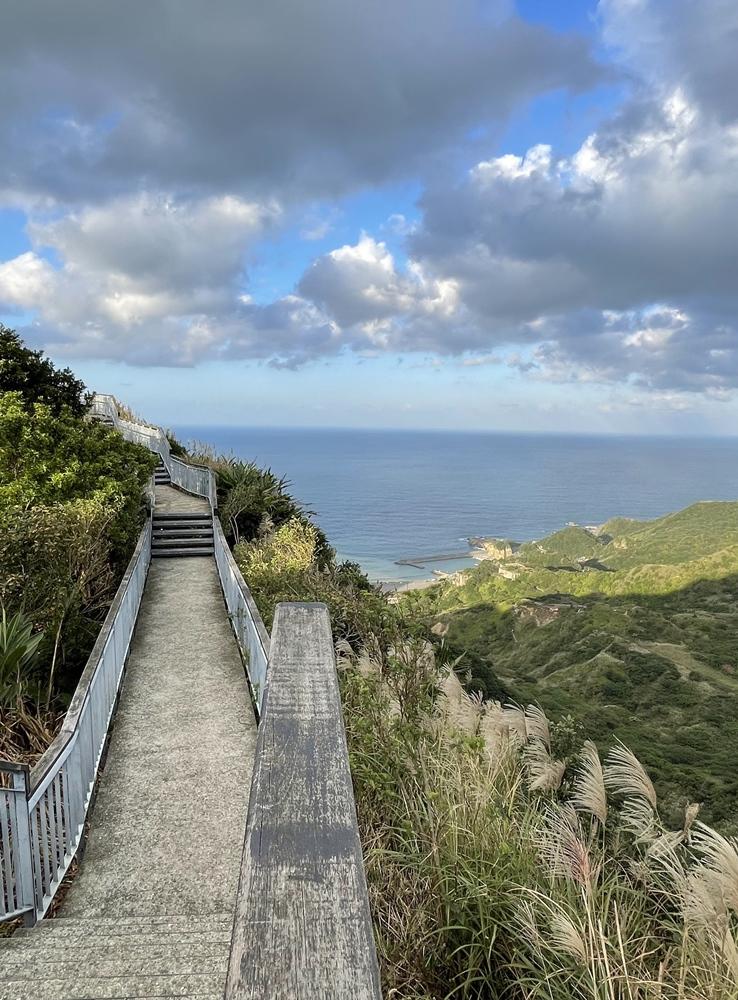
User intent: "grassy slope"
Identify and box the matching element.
[403,501,738,831]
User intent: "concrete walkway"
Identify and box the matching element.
[0,486,257,999]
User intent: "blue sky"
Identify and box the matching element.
[1,0,737,434]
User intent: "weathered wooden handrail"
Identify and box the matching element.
[225,602,381,999]
[0,514,152,923]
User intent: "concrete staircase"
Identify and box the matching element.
[152,512,214,558]
[151,469,214,558]
[154,463,171,487]
[0,914,232,999]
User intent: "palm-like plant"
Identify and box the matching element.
[0,607,43,709]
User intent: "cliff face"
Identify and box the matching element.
[478,538,515,560]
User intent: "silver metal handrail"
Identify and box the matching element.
[91,394,267,710]
[0,515,152,923]
[213,519,270,713]
[91,394,217,508]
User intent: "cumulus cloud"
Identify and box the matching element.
[0,0,598,207]
[0,194,278,364]
[2,0,738,398]
[600,0,738,121]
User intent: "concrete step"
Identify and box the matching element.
[0,937,229,961]
[0,952,227,978]
[151,547,215,558]
[151,531,213,549]
[152,514,212,523]
[152,523,213,531]
[0,973,225,999]
[8,914,233,938]
[0,914,232,999]
[153,531,214,540]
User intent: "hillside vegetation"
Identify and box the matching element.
[403,501,738,831]
[230,492,738,997]
[0,328,155,762]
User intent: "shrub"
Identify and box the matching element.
[0,392,155,566]
[0,608,43,710]
[0,498,121,702]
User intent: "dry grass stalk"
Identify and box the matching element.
[604,742,659,810]
[571,740,608,824]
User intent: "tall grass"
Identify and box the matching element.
[340,645,738,999]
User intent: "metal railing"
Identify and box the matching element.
[213,519,270,713]
[92,394,266,710]
[168,455,218,511]
[91,394,216,509]
[0,517,152,923]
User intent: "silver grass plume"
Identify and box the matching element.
[536,803,599,888]
[549,909,587,963]
[619,797,658,843]
[721,928,738,984]
[681,868,727,928]
[525,739,566,793]
[604,742,658,810]
[524,704,551,748]
[570,740,607,825]
[683,801,700,842]
[690,823,738,915]
[513,899,543,952]
[501,703,527,745]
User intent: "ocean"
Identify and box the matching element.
[175,427,738,582]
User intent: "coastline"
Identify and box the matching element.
[379,576,440,594]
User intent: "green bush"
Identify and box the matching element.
[0,608,43,710]
[0,392,156,566]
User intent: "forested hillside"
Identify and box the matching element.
[403,501,738,830]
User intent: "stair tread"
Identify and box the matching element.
[152,535,213,542]
[0,972,225,999]
[0,954,227,978]
[12,913,232,931]
[152,549,214,557]
[152,528,213,533]
[152,542,213,549]
[152,515,212,522]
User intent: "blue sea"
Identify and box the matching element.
[176,427,738,582]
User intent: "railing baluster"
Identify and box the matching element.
[0,791,13,912]
[0,511,153,923]
[29,807,43,913]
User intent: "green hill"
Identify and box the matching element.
[402,500,738,830]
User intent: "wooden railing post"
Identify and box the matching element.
[225,602,382,1000]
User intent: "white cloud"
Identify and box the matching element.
[0,253,55,309]
[4,194,278,364]
[3,0,738,399]
[0,0,599,207]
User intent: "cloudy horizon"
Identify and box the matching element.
[1,0,737,435]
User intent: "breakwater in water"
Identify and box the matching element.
[395,548,478,569]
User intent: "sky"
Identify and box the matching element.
[1,0,737,434]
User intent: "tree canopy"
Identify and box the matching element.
[0,324,89,416]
